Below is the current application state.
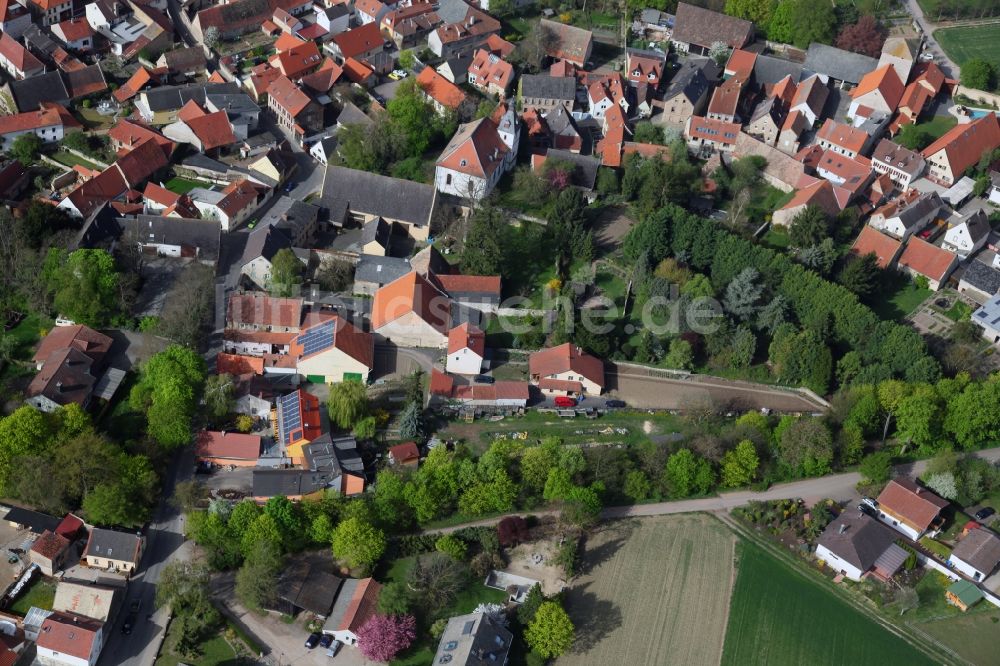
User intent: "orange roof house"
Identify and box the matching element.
[921,112,1000,186]
[331,22,384,60]
[388,442,420,467]
[108,118,174,158]
[342,57,375,86]
[849,64,904,118]
[772,178,841,226]
[850,225,902,268]
[816,118,869,157]
[271,40,322,79]
[416,66,468,112]
[876,478,950,539]
[195,431,262,466]
[529,343,605,395]
[897,237,959,290]
[0,32,44,78]
[430,368,455,396]
[435,116,510,187]
[37,613,102,664]
[724,48,756,80]
[468,48,514,98]
[539,18,592,66]
[372,271,452,346]
[446,322,485,375]
[328,578,382,643]
[183,109,236,151]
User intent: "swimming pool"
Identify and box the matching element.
[969,109,996,119]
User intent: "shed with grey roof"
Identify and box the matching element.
[321,165,436,234]
[121,215,221,264]
[804,44,878,85]
[752,54,803,87]
[354,255,412,295]
[83,528,143,571]
[959,260,1000,303]
[519,74,576,111]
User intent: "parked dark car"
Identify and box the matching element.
[474,374,495,384]
[305,633,321,649]
[319,634,334,648]
[975,507,996,521]
[605,399,626,408]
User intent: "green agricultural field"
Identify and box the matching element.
[915,609,1000,666]
[722,543,938,666]
[558,515,737,666]
[935,24,1000,71]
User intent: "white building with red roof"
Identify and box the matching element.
[51,17,95,51]
[323,577,382,647]
[468,48,514,99]
[434,117,514,200]
[37,612,104,666]
[446,322,485,375]
[587,73,628,121]
[0,102,80,151]
[922,112,1000,186]
[29,0,72,26]
[195,431,262,467]
[528,342,604,396]
[848,64,903,120]
[0,31,43,79]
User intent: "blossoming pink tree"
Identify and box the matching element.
[357,614,417,662]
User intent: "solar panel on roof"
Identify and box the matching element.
[298,320,336,357]
[279,392,303,444]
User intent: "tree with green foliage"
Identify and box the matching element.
[435,534,467,560]
[462,204,506,275]
[662,338,694,370]
[398,49,415,70]
[332,517,386,572]
[387,78,447,158]
[270,248,302,297]
[156,561,220,656]
[632,122,665,145]
[525,601,575,659]
[398,401,425,441]
[235,539,283,611]
[777,417,834,476]
[458,469,517,516]
[130,345,206,449]
[720,440,759,488]
[895,124,935,151]
[623,470,652,502]
[725,0,777,30]
[240,513,282,557]
[377,582,412,615]
[723,267,764,320]
[82,453,158,527]
[327,380,369,430]
[962,58,997,92]
[518,584,544,625]
[837,253,881,298]
[11,133,41,165]
[860,451,892,486]
[662,448,714,498]
[789,206,831,248]
[0,407,55,495]
[203,373,235,420]
[789,0,836,48]
[45,249,123,326]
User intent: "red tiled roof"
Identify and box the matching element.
[342,57,374,85]
[337,578,381,633]
[779,178,839,217]
[897,237,957,281]
[268,75,313,117]
[37,612,101,660]
[851,63,903,111]
[30,530,70,560]
[0,32,42,74]
[250,65,282,98]
[195,431,262,460]
[435,273,501,295]
[113,66,154,103]
[430,368,454,396]
[301,57,342,94]
[388,442,419,464]
[186,109,236,151]
[227,292,302,328]
[447,322,485,356]
[64,166,128,217]
[877,478,949,531]
[177,98,205,122]
[0,103,77,136]
[486,33,515,58]
[707,77,743,117]
[217,352,265,375]
[436,117,508,178]
[529,342,604,387]
[293,315,373,368]
[217,178,261,217]
[372,271,451,333]
[197,0,304,33]
[817,118,867,154]
[296,23,327,40]
[538,377,583,393]
[725,48,756,78]
[274,40,322,79]
[274,32,305,53]
[687,116,740,146]
[114,136,168,187]
[850,226,901,268]
[55,514,83,540]
[332,22,383,59]
[468,48,513,93]
[921,113,1000,179]
[54,18,94,43]
[417,67,467,110]
[108,119,173,159]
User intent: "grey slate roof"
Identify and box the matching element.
[121,215,221,262]
[544,104,579,137]
[241,224,292,266]
[520,74,576,102]
[302,434,365,476]
[544,149,599,191]
[84,527,142,562]
[436,0,470,24]
[354,254,411,286]
[672,2,752,50]
[143,82,240,112]
[749,96,780,124]
[336,101,372,127]
[10,71,69,112]
[432,612,513,666]
[662,58,714,104]
[817,511,897,571]
[752,54,803,87]
[951,527,1000,574]
[3,507,60,534]
[277,561,342,615]
[361,217,390,247]
[804,44,878,84]
[252,468,337,497]
[262,196,319,240]
[321,165,435,230]
[961,260,1000,296]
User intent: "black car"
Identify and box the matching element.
[130,599,140,613]
[121,617,134,635]
[474,374,495,384]
[605,399,626,408]
[305,633,322,649]
[975,507,996,521]
[319,634,334,649]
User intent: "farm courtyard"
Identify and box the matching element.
[935,24,1000,71]
[561,514,946,666]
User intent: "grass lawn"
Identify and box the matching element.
[905,569,991,623]
[760,226,790,251]
[9,579,56,615]
[915,608,1000,665]
[74,107,115,130]
[558,515,737,666]
[154,624,237,666]
[721,542,938,666]
[164,177,212,194]
[50,150,103,171]
[870,280,932,321]
[935,24,1000,73]
[944,299,973,322]
[913,115,957,141]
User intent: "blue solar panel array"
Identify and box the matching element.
[279,392,302,444]
[298,320,336,357]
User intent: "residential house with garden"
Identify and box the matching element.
[874,478,949,540]
[815,511,908,582]
[432,610,513,665]
[922,113,1000,186]
[948,525,1000,582]
[670,2,752,55]
[83,528,143,573]
[529,343,604,397]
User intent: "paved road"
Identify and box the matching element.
[422,445,1000,535]
[166,0,197,48]
[98,448,196,666]
[905,0,959,77]
[605,366,827,413]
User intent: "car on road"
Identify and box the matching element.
[246,219,258,229]
[122,617,134,635]
[975,507,996,521]
[388,69,408,80]
[861,497,879,511]
[326,640,342,658]
[474,374,495,384]
[919,52,934,61]
[554,396,577,407]
[319,634,334,648]
[918,227,935,240]
[604,399,626,408]
[305,633,322,649]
